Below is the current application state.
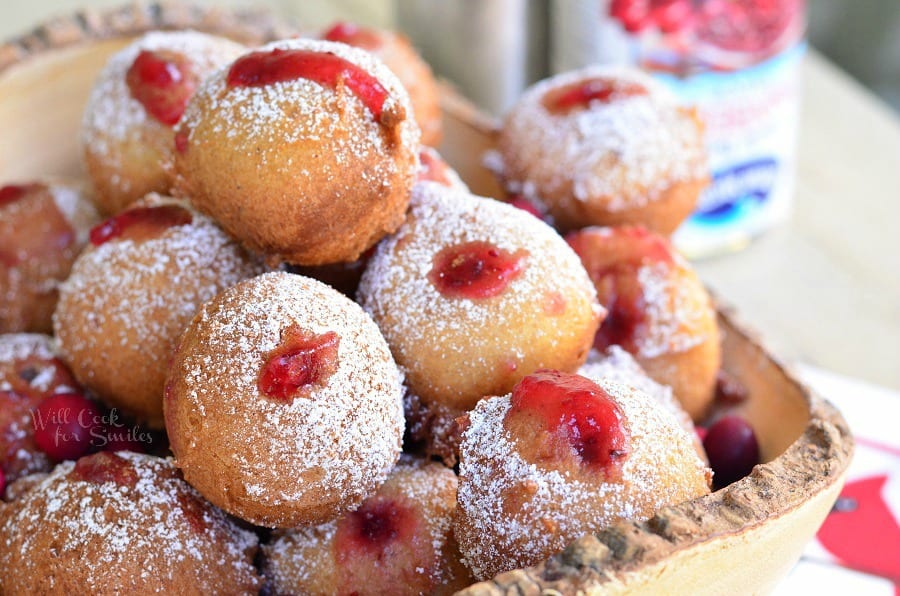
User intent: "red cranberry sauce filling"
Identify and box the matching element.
[89,204,193,247]
[174,129,190,154]
[177,491,212,534]
[126,49,197,126]
[322,21,383,50]
[544,77,648,114]
[258,326,340,402]
[507,370,630,474]
[0,184,33,207]
[567,227,675,352]
[227,48,390,122]
[335,497,417,558]
[429,240,527,299]
[71,451,138,488]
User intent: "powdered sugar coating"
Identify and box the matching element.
[498,66,707,211]
[175,38,420,265]
[358,182,601,410]
[634,259,711,359]
[0,452,260,593]
[580,346,698,441]
[455,378,711,580]
[262,456,465,593]
[165,271,404,528]
[0,333,57,372]
[81,30,246,195]
[52,194,264,426]
[179,38,418,179]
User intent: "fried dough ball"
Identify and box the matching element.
[53,194,263,429]
[0,182,98,333]
[81,30,246,215]
[0,451,261,594]
[498,66,708,235]
[566,226,721,420]
[174,38,420,266]
[358,183,602,458]
[454,370,711,579]
[261,456,471,595]
[164,272,404,528]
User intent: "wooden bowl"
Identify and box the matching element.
[0,4,853,594]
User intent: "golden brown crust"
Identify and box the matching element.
[174,39,420,266]
[0,182,98,333]
[164,272,404,528]
[261,457,471,595]
[358,184,602,415]
[53,195,262,429]
[0,453,261,595]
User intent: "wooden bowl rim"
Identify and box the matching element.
[0,3,855,593]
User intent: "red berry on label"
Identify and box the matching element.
[610,0,653,33]
[89,204,192,246]
[703,415,760,487]
[32,393,103,461]
[227,48,390,122]
[126,50,197,126]
[650,0,694,34]
[258,327,341,402]
[429,240,527,299]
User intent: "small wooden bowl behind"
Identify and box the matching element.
[0,4,853,594]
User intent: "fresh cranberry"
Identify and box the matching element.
[650,0,694,34]
[609,0,653,33]
[336,498,416,557]
[227,48,390,122]
[126,49,197,126]
[0,184,29,207]
[258,327,340,402]
[508,370,630,473]
[71,451,138,487]
[703,415,760,487]
[429,241,527,299]
[545,78,648,113]
[32,393,103,461]
[322,21,383,50]
[89,204,192,246]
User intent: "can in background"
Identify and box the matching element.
[396,0,549,116]
[552,0,807,258]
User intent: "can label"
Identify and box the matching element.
[551,0,806,256]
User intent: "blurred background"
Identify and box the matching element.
[2,0,899,112]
